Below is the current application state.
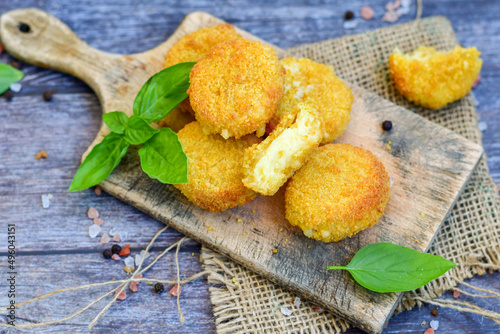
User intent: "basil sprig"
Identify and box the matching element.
[327,242,456,293]
[0,63,24,94]
[69,62,196,192]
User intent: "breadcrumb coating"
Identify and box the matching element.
[243,103,323,196]
[285,144,390,242]
[164,24,242,67]
[164,24,241,114]
[174,122,261,213]
[389,46,482,109]
[188,39,286,139]
[269,57,353,144]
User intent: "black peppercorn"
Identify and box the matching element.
[3,90,14,101]
[153,283,165,294]
[382,120,393,131]
[344,11,354,20]
[103,249,113,259]
[111,244,122,254]
[43,90,54,102]
[19,23,31,33]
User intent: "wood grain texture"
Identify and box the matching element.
[0,1,499,333]
[0,9,486,334]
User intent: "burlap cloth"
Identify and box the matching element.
[200,17,500,333]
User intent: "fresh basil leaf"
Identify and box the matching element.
[138,128,188,184]
[69,133,129,192]
[327,242,456,293]
[124,115,160,145]
[133,62,196,123]
[103,111,129,134]
[0,63,24,94]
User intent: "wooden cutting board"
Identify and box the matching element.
[1,9,484,334]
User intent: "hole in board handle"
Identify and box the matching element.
[19,23,31,33]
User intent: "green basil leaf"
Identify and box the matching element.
[138,128,188,184]
[0,63,24,94]
[124,115,160,145]
[133,62,196,123]
[327,242,456,293]
[103,111,129,134]
[69,133,129,192]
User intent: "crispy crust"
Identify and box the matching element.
[269,57,353,144]
[389,46,482,109]
[174,122,261,213]
[164,24,242,67]
[188,39,286,139]
[243,103,323,196]
[285,144,390,242]
[164,24,241,115]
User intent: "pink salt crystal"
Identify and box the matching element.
[314,305,324,313]
[360,6,374,20]
[94,218,104,226]
[453,290,460,298]
[115,289,127,300]
[112,233,121,242]
[424,328,435,334]
[129,281,138,292]
[100,233,111,243]
[382,11,399,22]
[111,254,121,261]
[472,74,481,89]
[170,285,181,296]
[385,0,401,11]
[87,207,99,219]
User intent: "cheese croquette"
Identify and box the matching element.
[188,39,286,139]
[389,46,482,109]
[243,103,323,196]
[164,24,242,114]
[269,58,353,144]
[164,24,242,67]
[174,122,261,213]
[285,144,390,242]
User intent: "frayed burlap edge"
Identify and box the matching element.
[201,17,500,333]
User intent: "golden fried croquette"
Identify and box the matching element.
[156,107,195,133]
[389,46,482,109]
[164,24,241,114]
[188,39,286,139]
[269,58,353,144]
[174,121,261,213]
[243,103,323,196]
[285,144,390,242]
[164,24,242,67]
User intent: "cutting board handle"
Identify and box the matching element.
[0,8,115,94]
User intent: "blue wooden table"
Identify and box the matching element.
[0,1,499,333]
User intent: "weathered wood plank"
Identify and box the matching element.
[0,1,499,333]
[0,252,216,333]
[0,8,488,334]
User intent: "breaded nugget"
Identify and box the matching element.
[174,121,261,213]
[243,103,323,196]
[188,39,286,139]
[285,144,390,242]
[269,58,353,144]
[389,46,482,109]
[164,24,242,67]
[156,107,195,133]
[164,24,241,114]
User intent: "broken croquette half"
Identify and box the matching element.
[389,46,482,109]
